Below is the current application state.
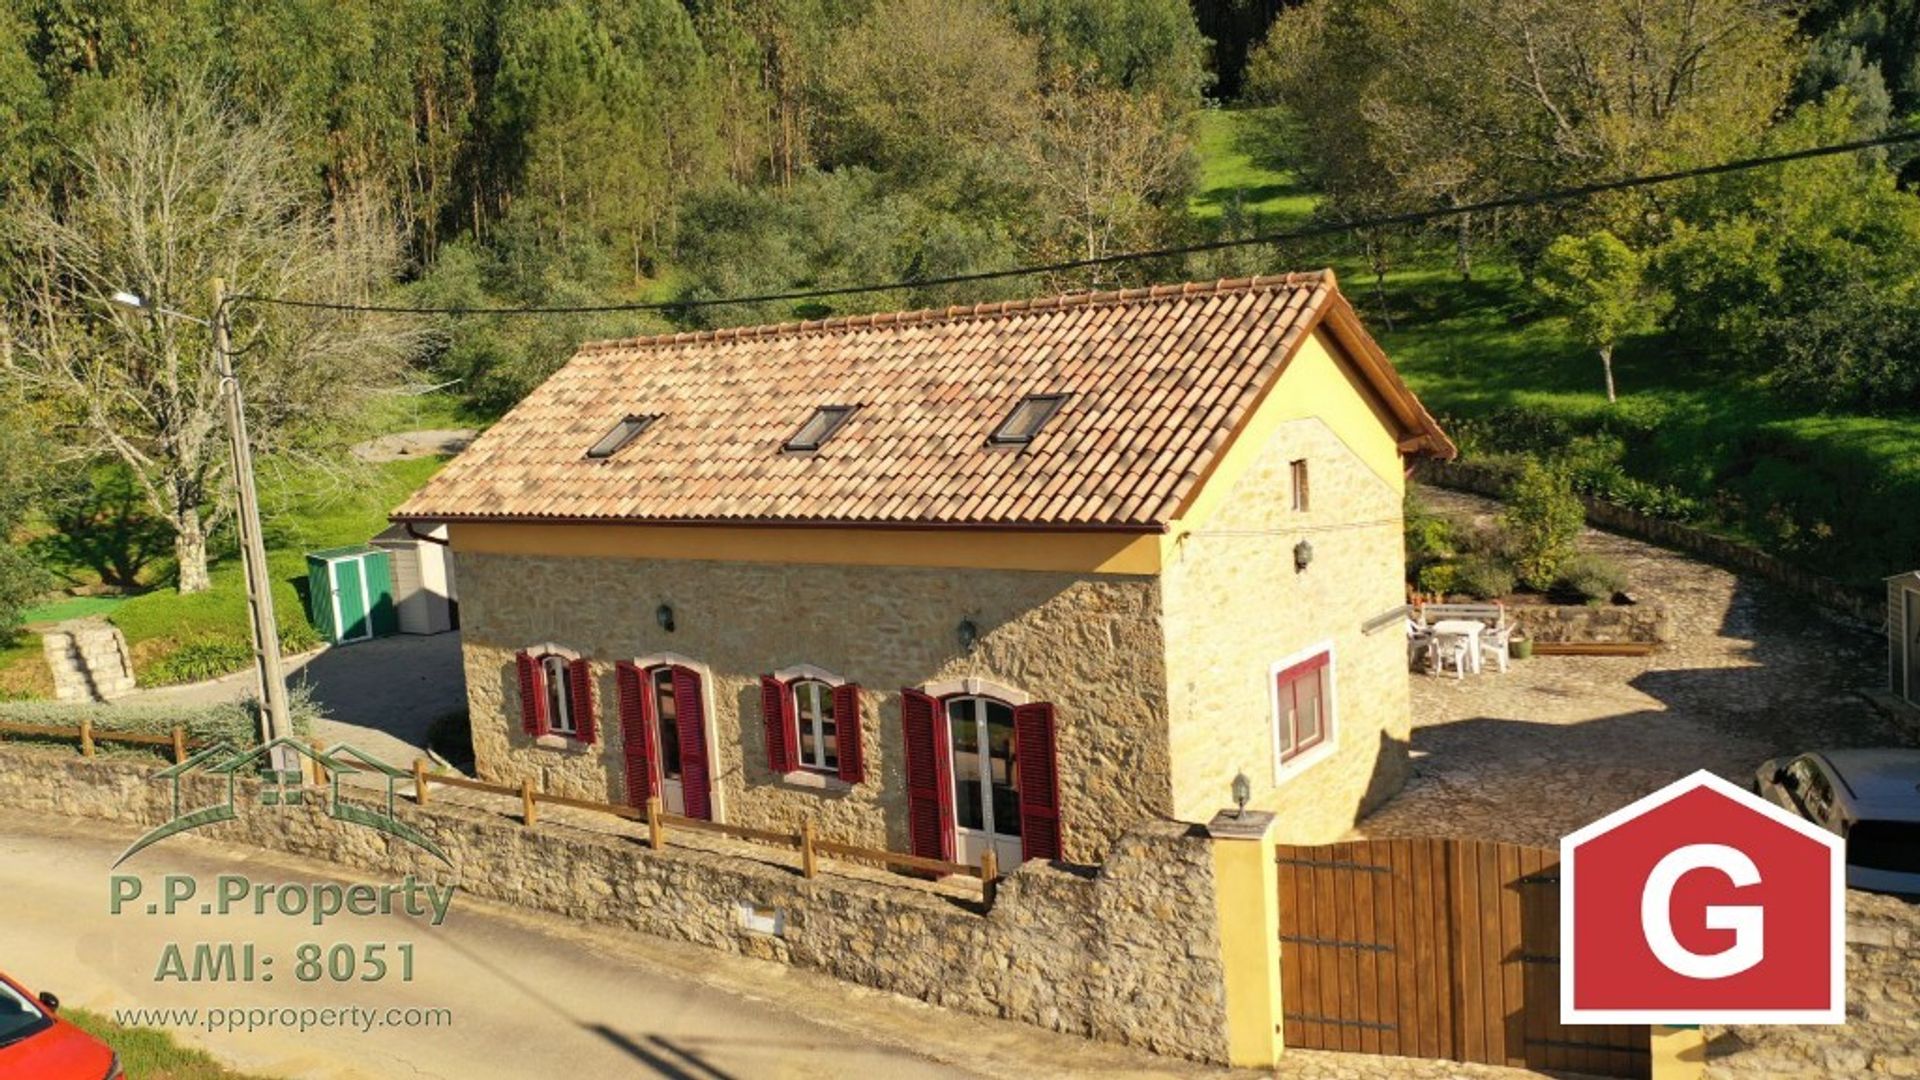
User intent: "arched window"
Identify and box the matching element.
[512,646,595,745]
[540,653,576,736]
[791,678,838,773]
[759,666,864,785]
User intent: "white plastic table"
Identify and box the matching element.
[1429,619,1486,675]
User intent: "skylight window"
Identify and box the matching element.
[988,393,1068,446]
[783,405,856,452]
[585,414,656,459]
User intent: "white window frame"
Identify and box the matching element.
[791,679,838,774]
[630,651,726,821]
[540,653,578,736]
[1269,640,1338,785]
[772,664,850,785]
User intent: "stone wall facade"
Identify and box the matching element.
[1163,415,1412,842]
[0,744,1230,1064]
[41,618,136,702]
[458,553,1171,865]
[1705,891,1920,1078]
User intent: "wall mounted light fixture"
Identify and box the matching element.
[957,618,980,652]
[656,604,676,633]
[1232,772,1252,819]
[1293,540,1315,572]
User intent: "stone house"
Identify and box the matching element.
[392,272,1454,867]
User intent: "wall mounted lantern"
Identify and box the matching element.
[1232,772,1252,819]
[957,618,980,652]
[656,604,676,633]
[1293,540,1315,572]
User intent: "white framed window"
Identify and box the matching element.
[1271,643,1336,782]
[791,678,839,773]
[541,653,577,735]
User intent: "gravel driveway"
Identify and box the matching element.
[1355,485,1914,847]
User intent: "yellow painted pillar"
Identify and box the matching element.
[1209,809,1284,1068]
[1651,1025,1707,1080]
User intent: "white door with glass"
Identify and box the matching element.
[647,667,685,814]
[944,696,1024,868]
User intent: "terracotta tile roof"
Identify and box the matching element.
[393,271,1453,530]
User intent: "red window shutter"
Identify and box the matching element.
[671,665,712,820]
[901,689,953,861]
[515,651,549,737]
[834,683,864,785]
[1013,702,1063,862]
[760,675,796,774]
[614,661,655,807]
[568,658,596,744]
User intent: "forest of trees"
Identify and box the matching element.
[1,0,1919,618]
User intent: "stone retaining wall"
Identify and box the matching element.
[1416,461,1885,626]
[0,744,1231,1064]
[1705,891,1920,1077]
[1507,600,1673,645]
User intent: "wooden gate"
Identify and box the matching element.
[1275,837,1648,1077]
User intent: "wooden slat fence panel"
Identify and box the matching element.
[1275,837,1648,1078]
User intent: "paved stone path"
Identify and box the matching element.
[1356,485,1912,847]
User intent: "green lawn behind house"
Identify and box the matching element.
[1189,106,1318,228]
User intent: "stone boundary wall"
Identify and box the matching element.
[1705,891,1920,1077]
[1415,462,1886,627]
[0,744,1231,1064]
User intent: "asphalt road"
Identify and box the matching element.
[0,816,986,1079]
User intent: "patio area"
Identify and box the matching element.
[1356,486,1913,847]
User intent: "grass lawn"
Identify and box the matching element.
[1189,105,1317,227]
[67,1008,270,1079]
[20,594,127,626]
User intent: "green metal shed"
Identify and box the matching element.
[306,546,398,644]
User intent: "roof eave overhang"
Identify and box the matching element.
[387,512,1169,535]
[1315,288,1458,461]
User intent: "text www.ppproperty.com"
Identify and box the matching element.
[113,1005,454,1034]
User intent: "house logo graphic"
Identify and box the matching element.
[114,737,451,868]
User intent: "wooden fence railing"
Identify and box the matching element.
[408,760,1000,904]
[0,718,204,763]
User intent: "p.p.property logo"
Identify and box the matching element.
[114,736,451,868]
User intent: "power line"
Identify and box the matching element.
[233,128,1920,318]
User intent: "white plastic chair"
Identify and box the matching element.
[1432,632,1471,679]
[1480,624,1512,673]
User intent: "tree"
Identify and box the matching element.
[1648,90,1920,407]
[1503,460,1585,592]
[1536,231,1659,403]
[2,83,417,593]
[1250,0,1801,261]
[1018,83,1195,288]
[1008,0,1211,102]
[817,0,1039,195]
[0,390,51,645]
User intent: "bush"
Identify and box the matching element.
[144,638,258,686]
[1503,460,1586,591]
[1404,491,1459,569]
[1417,561,1460,597]
[0,686,320,748]
[1553,554,1629,604]
[1453,555,1517,600]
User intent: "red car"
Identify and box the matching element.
[0,970,118,1079]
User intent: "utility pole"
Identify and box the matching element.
[212,278,294,772]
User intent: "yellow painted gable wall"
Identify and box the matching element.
[1157,328,1413,839]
